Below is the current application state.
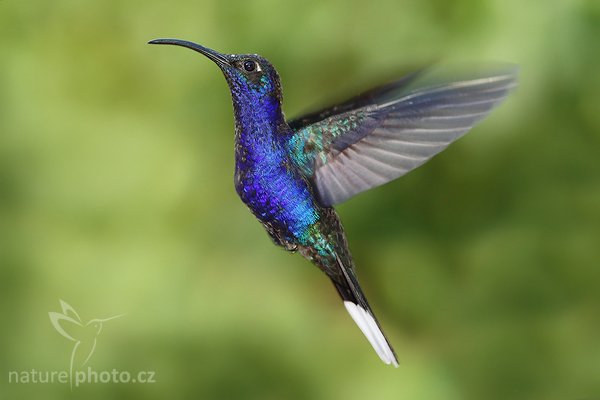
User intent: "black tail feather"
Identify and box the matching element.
[331,256,399,367]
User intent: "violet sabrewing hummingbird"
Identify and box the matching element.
[148,38,518,367]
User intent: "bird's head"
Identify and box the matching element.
[149,39,283,113]
[86,314,124,336]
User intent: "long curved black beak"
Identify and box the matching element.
[148,38,230,67]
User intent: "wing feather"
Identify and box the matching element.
[287,64,518,206]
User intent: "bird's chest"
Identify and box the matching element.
[234,141,319,240]
[234,146,296,217]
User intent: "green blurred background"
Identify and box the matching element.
[1,0,599,399]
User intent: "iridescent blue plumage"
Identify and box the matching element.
[221,54,332,257]
[149,38,518,367]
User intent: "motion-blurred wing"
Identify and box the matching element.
[286,64,518,206]
[287,69,426,130]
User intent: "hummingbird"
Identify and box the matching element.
[49,300,123,385]
[149,38,517,367]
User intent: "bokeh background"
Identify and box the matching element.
[1,0,599,399]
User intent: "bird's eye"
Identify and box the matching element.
[243,60,257,72]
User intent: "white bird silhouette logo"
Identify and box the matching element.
[49,300,123,387]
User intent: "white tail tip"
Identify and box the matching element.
[344,301,399,367]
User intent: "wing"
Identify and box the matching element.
[286,64,519,206]
[287,68,427,130]
[48,312,83,341]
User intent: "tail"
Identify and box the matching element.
[332,256,399,367]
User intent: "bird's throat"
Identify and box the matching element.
[232,91,288,148]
